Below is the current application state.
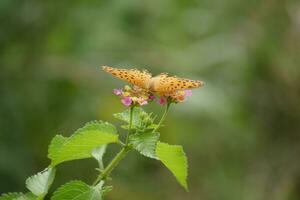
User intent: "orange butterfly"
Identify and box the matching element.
[102,66,204,95]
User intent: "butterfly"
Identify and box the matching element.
[102,66,204,95]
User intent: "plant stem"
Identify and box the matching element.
[93,105,135,186]
[153,102,171,132]
[93,147,130,185]
[37,195,45,200]
[125,105,134,145]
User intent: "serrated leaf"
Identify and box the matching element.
[0,192,36,200]
[15,193,36,200]
[129,132,160,159]
[156,142,188,190]
[26,167,56,197]
[114,107,156,130]
[92,145,107,169]
[114,107,143,127]
[48,121,119,166]
[51,180,102,200]
[0,193,23,200]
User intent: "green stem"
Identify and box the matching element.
[125,105,135,145]
[153,102,171,132]
[93,147,130,185]
[37,195,45,200]
[93,105,135,186]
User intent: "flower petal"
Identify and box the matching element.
[121,97,132,106]
[139,101,148,106]
[184,90,192,97]
[113,89,123,96]
[149,95,156,100]
[157,97,167,105]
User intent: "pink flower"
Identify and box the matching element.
[121,97,132,106]
[157,97,167,105]
[113,89,123,96]
[139,100,148,106]
[113,86,153,106]
[149,95,156,100]
[184,90,192,97]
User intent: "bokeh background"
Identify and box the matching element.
[1,0,300,199]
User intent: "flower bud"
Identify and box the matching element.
[124,85,131,91]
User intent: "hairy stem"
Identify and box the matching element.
[125,105,135,145]
[93,105,135,186]
[93,147,130,185]
[153,102,171,132]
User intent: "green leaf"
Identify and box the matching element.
[114,107,156,130]
[114,107,143,128]
[0,192,36,200]
[51,180,102,200]
[48,121,119,166]
[92,145,107,169]
[15,193,36,200]
[0,193,23,200]
[25,167,56,197]
[156,142,188,190]
[129,132,160,159]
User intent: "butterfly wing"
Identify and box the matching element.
[102,66,152,89]
[152,73,204,94]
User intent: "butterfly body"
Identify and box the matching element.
[147,75,160,92]
[102,66,204,95]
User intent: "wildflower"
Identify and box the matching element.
[139,100,148,106]
[113,85,154,106]
[184,90,192,97]
[149,95,156,100]
[113,89,123,96]
[121,97,132,107]
[123,92,130,97]
[124,85,131,91]
[158,89,193,105]
[157,97,167,105]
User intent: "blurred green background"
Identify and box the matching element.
[1,0,300,199]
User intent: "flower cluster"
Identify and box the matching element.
[114,85,155,107]
[157,90,193,105]
[114,85,193,107]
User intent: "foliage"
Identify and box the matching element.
[1,106,189,199]
[0,193,35,200]
[48,121,119,166]
[114,107,157,131]
[26,168,56,197]
[91,145,107,170]
[1,0,300,199]
[51,181,103,200]
[1,168,56,200]
[156,142,188,190]
[129,131,160,159]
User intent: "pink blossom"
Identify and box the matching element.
[113,89,123,96]
[157,97,167,105]
[149,95,156,100]
[121,97,132,106]
[139,100,148,106]
[184,90,192,97]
